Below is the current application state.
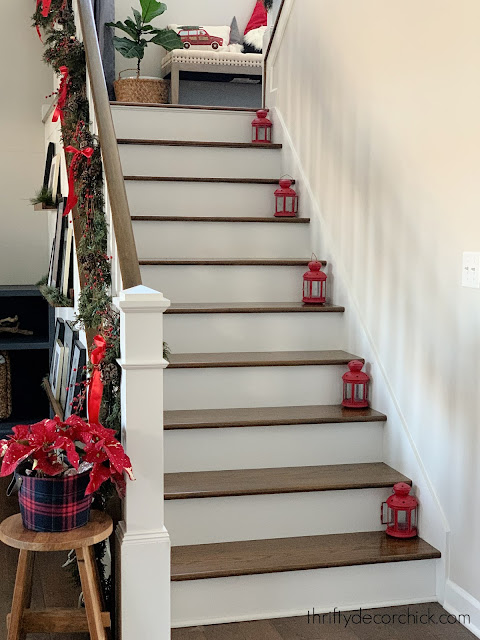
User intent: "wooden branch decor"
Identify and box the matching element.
[0,316,34,336]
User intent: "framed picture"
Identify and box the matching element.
[43,143,55,190]
[49,319,65,390]
[60,218,74,297]
[64,341,87,419]
[47,153,61,202]
[50,338,65,401]
[59,321,78,410]
[47,199,66,288]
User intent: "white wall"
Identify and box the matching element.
[267,0,480,629]
[114,0,258,77]
[0,4,52,285]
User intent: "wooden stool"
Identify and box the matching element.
[0,510,113,640]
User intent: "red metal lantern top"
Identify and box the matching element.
[386,482,419,510]
[274,178,297,197]
[252,109,272,127]
[303,260,327,281]
[342,360,369,383]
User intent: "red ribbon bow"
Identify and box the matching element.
[38,0,52,17]
[35,0,52,39]
[87,335,107,424]
[52,66,69,124]
[64,145,94,217]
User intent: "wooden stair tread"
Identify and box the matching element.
[140,259,318,266]
[165,462,410,500]
[171,531,441,581]
[164,404,387,430]
[132,216,310,223]
[125,177,294,184]
[168,350,360,369]
[166,302,343,314]
[118,139,282,150]
[111,101,258,112]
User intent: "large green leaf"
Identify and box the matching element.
[132,9,143,28]
[112,36,146,60]
[150,28,183,51]
[140,0,167,23]
[106,20,138,39]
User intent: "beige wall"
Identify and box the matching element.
[268,0,480,613]
[0,4,51,285]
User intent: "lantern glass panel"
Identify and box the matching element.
[266,128,272,142]
[312,281,321,297]
[344,382,353,400]
[411,509,417,529]
[396,510,408,531]
[303,281,310,298]
[354,384,365,401]
[258,127,266,141]
[285,196,294,212]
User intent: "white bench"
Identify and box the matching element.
[160,49,264,104]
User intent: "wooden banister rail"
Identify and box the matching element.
[76,0,142,290]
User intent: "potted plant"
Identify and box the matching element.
[0,416,134,532]
[30,186,56,211]
[107,0,182,104]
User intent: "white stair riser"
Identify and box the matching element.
[164,365,345,411]
[171,560,438,627]
[133,220,310,260]
[126,181,278,217]
[164,313,345,353]
[166,488,392,546]
[164,423,384,473]
[120,145,282,180]
[112,105,255,142]
[141,265,307,303]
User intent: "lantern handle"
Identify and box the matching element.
[311,253,318,262]
[380,501,388,524]
[280,174,295,181]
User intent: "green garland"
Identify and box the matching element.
[33,0,121,430]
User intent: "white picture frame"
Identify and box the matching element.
[50,338,65,401]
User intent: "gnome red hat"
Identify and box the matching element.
[243,0,268,53]
[244,0,268,35]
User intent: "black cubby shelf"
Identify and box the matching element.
[0,285,54,438]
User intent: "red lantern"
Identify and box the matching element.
[252,109,272,144]
[342,360,370,408]
[274,178,298,217]
[381,482,418,538]
[303,259,326,304]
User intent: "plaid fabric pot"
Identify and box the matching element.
[16,471,92,532]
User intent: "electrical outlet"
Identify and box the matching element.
[462,252,480,288]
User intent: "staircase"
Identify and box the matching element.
[111,102,440,628]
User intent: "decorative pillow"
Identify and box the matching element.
[243,1,268,54]
[169,24,231,51]
[230,17,242,45]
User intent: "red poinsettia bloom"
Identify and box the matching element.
[0,416,134,497]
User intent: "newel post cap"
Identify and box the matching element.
[118,285,171,312]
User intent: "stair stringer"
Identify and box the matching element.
[270,104,449,600]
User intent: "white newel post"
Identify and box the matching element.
[116,285,171,640]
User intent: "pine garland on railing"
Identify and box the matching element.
[33,0,121,432]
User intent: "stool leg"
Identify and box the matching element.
[76,546,107,640]
[7,550,34,640]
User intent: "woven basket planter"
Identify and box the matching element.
[114,71,170,104]
[12,470,92,533]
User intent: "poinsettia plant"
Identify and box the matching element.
[0,416,134,497]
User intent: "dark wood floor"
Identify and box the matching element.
[172,603,476,640]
